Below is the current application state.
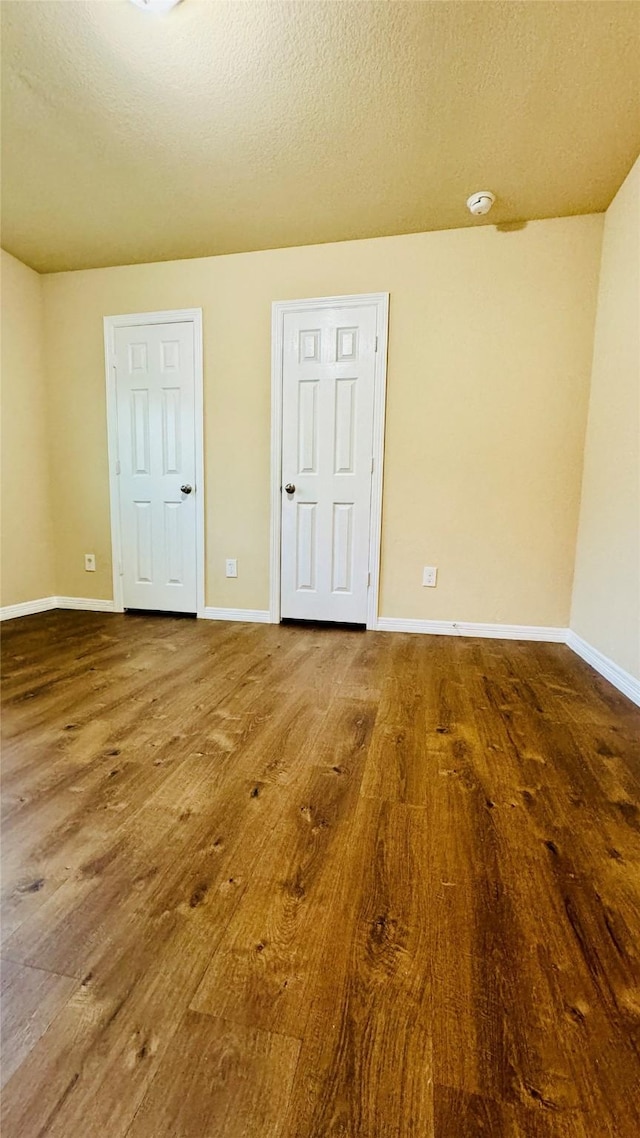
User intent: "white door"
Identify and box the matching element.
[281,303,377,623]
[114,321,197,613]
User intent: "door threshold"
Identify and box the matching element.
[124,609,197,619]
[280,618,366,632]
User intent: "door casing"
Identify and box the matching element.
[104,308,205,616]
[270,293,389,629]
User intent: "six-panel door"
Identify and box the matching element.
[114,322,197,613]
[280,305,377,623]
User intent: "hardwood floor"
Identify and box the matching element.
[1,610,639,1137]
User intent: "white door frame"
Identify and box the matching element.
[270,292,389,629]
[103,308,205,616]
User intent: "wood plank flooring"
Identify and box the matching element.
[1,610,639,1137]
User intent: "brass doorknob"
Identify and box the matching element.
[284,483,296,494]
[181,484,193,494]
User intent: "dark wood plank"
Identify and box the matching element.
[0,627,319,1136]
[432,1083,591,1137]
[1,612,639,1138]
[281,798,434,1137]
[190,698,376,1036]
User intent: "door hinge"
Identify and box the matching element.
[370,456,374,473]
[375,335,378,352]
[119,561,124,576]
[367,572,371,587]
[115,460,121,475]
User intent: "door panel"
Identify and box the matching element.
[115,322,197,613]
[134,501,153,583]
[161,388,181,474]
[331,503,353,593]
[295,501,317,592]
[334,378,356,473]
[281,304,377,623]
[297,380,319,473]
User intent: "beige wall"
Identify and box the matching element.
[41,214,603,625]
[0,250,55,607]
[571,158,640,678]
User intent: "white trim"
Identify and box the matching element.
[375,617,567,642]
[0,597,57,621]
[103,308,205,617]
[566,631,640,707]
[200,607,271,624]
[0,596,116,621]
[270,292,389,629]
[56,597,116,613]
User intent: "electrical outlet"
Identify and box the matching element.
[422,565,437,587]
[85,553,96,572]
[225,558,238,578]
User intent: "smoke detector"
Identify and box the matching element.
[129,0,183,12]
[466,191,496,217]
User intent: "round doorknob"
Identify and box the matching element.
[284,483,296,494]
[180,484,193,494]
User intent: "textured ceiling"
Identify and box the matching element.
[2,0,640,274]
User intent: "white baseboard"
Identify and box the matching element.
[200,607,271,624]
[375,616,567,642]
[55,597,116,613]
[0,596,116,621]
[0,596,57,621]
[566,631,640,707]
[1,599,267,623]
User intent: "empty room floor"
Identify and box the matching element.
[1,611,639,1137]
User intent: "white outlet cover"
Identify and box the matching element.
[85,554,96,572]
[225,559,238,578]
[422,566,437,587]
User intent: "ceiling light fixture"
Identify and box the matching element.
[466,191,496,217]
[129,0,183,13]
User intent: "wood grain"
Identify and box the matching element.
[126,1010,300,1138]
[190,698,376,1036]
[1,611,639,1137]
[282,797,434,1138]
[0,960,77,1088]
